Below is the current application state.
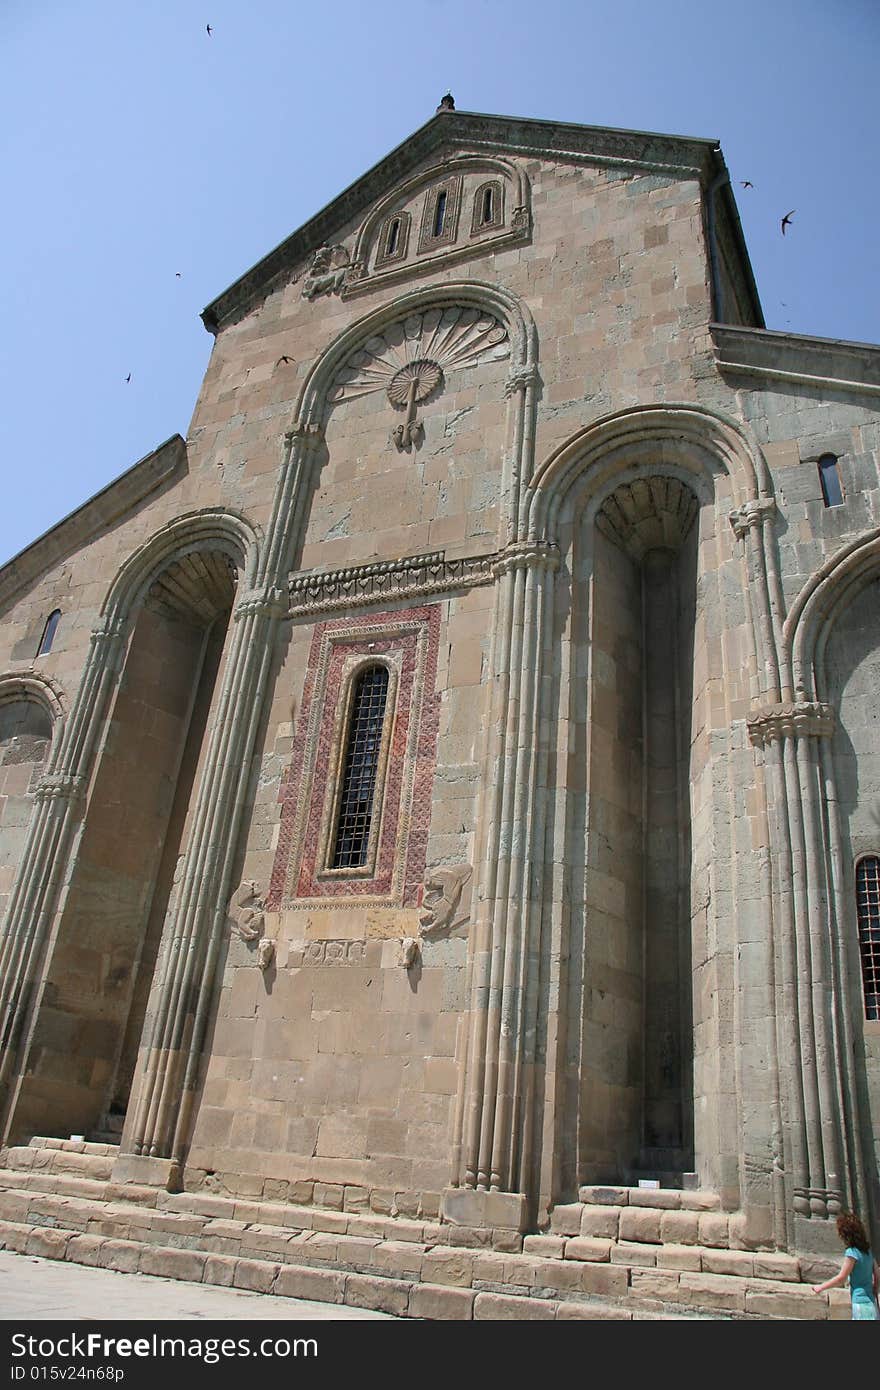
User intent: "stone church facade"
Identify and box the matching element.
[1,109,879,1317]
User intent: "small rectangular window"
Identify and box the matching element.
[818,454,844,507]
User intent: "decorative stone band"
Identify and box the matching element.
[729,496,776,539]
[492,539,561,577]
[288,550,497,617]
[32,772,85,804]
[747,700,836,746]
[234,586,288,622]
[283,422,324,450]
[503,365,540,397]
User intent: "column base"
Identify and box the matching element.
[111,1153,182,1192]
[792,1213,845,1257]
[441,1186,528,1232]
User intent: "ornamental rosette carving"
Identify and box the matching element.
[331,307,509,406]
[747,700,835,746]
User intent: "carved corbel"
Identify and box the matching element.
[419,864,472,936]
[301,244,350,300]
[228,880,274,970]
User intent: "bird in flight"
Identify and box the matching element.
[125,373,131,383]
[740,180,754,189]
[206,24,213,36]
[781,210,795,235]
[175,272,181,278]
[275,355,293,367]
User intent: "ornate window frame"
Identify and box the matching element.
[471,179,504,235]
[267,606,441,910]
[374,211,411,269]
[418,176,463,254]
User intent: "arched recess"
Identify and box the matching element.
[282,279,537,558]
[7,510,261,1143]
[0,674,65,928]
[785,530,880,1225]
[528,405,769,1198]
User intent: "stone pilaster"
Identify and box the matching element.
[747,699,844,1225]
[127,427,323,1169]
[445,538,559,1229]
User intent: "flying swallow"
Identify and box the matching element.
[781,210,795,235]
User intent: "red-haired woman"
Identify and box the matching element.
[811,1213,879,1320]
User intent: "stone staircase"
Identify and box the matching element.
[0,1139,848,1320]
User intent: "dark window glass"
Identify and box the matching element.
[36,609,61,657]
[331,665,389,869]
[818,454,844,507]
[481,186,494,224]
[433,190,447,238]
[386,218,400,256]
[856,856,880,1021]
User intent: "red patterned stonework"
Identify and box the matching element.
[267,605,441,909]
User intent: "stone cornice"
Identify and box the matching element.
[712,324,880,395]
[201,111,724,334]
[288,550,496,617]
[0,436,187,616]
[748,700,836,746]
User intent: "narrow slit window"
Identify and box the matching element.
[36,609,61,657]
[818,453,844,507]
[856,856,880,1021]
[386,218,400,257]
[433,190,447,238]
[331,665,389,870]
[481,186,494,225]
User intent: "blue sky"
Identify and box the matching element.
[1,0,877,566]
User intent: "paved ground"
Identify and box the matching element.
[0,1250,395,1320]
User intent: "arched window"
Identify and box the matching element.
[470,179,503,235]
[818,453,844,507]
[856,856,880,1020]
[330,665,390,870]
[36,610,61,657]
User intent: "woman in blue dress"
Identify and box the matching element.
[811,1212,879,1320]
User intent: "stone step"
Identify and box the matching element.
[28,1136,121,1157]
[553,1187,733,1250]
[3,1146,116,1181]
[0,1177,846,1320]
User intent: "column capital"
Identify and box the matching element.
[233,585,288,622]
[729,497,776,539]
[32,771,85,804]
[503,364,539,398]
[492,539,560,577]
[747,699,835,746]
[284,421,324,450]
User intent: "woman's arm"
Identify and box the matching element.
[812,1255,855,1295]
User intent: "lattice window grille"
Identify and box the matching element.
[330,665,390,870]
[856,855,880,1021]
